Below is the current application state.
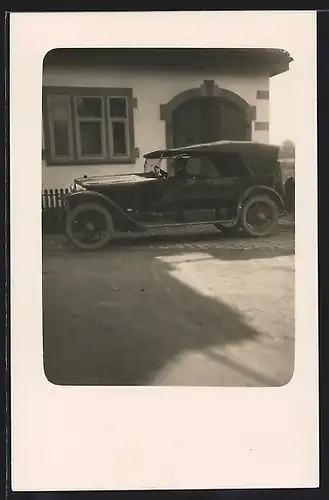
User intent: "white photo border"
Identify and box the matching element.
[10,11,318,491]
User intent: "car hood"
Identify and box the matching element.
[75,173,156,188]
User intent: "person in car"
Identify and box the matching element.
[173,157,188,178]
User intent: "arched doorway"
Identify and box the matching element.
[160,83,254,149]
[172,96,250,147]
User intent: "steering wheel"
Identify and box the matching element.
[154,166,170,179]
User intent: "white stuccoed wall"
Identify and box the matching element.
[253,94,270,144]
[42,66,270,189]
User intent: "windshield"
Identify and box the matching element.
[144,154,191,176]
[144,157,165,173]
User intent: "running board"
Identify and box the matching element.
[139,220,238,230]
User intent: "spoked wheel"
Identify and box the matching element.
[214,221,240,236]
[65,203,115,251]
[240,195,279,238]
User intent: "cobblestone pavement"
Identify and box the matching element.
[43,218,295,253]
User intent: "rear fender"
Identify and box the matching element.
[64,191,143,231]
[238,185,286,215]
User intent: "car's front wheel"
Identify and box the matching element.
[65,202,115,251]
[239,195,279,237]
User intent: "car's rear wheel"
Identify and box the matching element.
[239,195,279,237]
[65,203,115,251]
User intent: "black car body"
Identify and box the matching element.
[64,140,285,250]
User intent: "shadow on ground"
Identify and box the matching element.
[43,242,294,387]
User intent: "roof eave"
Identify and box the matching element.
[269,60,292,77]
[43,48,293,77]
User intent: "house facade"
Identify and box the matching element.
[42,48,292,189]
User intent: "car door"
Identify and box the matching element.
[150,157,221,215]
[146,173,185,214]
[174,153,249,213]
[177,157,221,210]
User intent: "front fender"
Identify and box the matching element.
[64,190,143,231]
[238,185,285,214]
[65,190,121,211]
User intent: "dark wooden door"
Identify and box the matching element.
[217,99,248,141]
[172,97,202,147]
[172,97,248,148]
[200,97,221,143]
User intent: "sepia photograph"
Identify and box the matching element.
[41,47,295,387]
[10,11,318,491]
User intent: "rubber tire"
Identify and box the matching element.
[65,202,115,251]
[240,195,279,238]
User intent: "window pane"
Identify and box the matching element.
[48,95,70,121]
[200,158,219,178]
[109,98,127,118]
[186,158,201,176]
[76,97,103,118]
[79,122,103,156]
[112,122,127,155]
[53,122,70,156]
[214,153,247,177]
[48,95,71,157]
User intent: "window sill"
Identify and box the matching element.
[44,158,138,167]
[43,148,140,166]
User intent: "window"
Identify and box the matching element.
[108,97,130,157]
[47,94,73,160]
[43,87,137,165]
[74,96,106,159]
[185,158,202,176]
[185,157,219,178]
[199,157,219,178]
[211,152,248,178]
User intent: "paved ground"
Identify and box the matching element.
[42,222,295,387]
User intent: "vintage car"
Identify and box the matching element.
[63,140,286,251]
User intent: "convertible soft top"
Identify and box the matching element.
[144,140,280,159]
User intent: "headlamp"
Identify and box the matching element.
[69,183,86,193]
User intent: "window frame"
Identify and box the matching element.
[42,86,138,166]
[106,96,131,159]
[46,93,75,162]
[73,95,107,161]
